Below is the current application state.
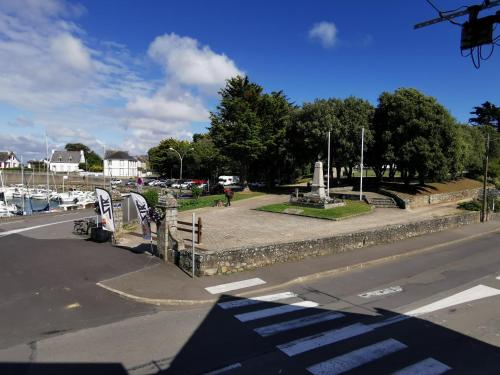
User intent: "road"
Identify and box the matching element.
[0,215,499,374]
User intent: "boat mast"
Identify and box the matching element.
[21,155,25,214]
[45,133,49,206]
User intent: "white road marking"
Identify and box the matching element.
[234,301,318,322]
[278,323,373,357]
[204,362,242,374]
[217,292,297,310]
[205,278,266,294]
[307,338,407,375]
[0,217,91,238]
[254,311,345,337]
[391,357,451,375]
[358,286,403,298]
[405,284,500,316]
[496,276,500,280]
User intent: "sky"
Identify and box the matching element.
[0,0,499,161]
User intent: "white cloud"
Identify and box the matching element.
[50,33,92,72]
[148,33,242,92]
[0,1,243,158]
[126,92,208,123]
[309,21,338,48]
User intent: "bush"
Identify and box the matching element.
[458,200,482,211]
[191,185,202,200]
[143,190,159,208]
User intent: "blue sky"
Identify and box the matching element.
[0,0,498,160]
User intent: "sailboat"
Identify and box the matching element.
[0,171,17,217]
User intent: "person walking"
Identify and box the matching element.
[224,187,234,207]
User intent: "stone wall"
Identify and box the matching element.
[179,211,481,276]
[379,188,483,209]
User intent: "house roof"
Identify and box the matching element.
[50,151,82,164]
[104,150,136,161]
[136,155,149,163]
[0,151,17,162]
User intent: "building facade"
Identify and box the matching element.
[49,150,85,173]
[104,150,138,177]
[0,151,20,169]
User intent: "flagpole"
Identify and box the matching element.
[327,131,331,197]
[360,127,365,201]
[45,133,50,207]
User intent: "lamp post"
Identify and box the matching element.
[169,147,193,181]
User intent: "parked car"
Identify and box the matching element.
[110,178,122,185]
[218,175,240,186]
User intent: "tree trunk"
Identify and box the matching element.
[389,164,396,181]
[336,166,342,185]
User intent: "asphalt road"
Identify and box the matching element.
[0,217,499,374]
[0,212,159,349]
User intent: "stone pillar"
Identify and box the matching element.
[157,193,184,262]
[111,190,124,241]
[312,161,326,198]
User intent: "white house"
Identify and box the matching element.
[49,150,85,173]
[135,155,150,177]
[104,150,138,177]
[0,151,20,169]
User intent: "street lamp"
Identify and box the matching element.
[169,147,193,180]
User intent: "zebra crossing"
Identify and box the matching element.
[215,291,452,374]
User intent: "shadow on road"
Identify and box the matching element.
[1,293,500,374]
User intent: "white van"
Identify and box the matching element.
[218,176,240,186]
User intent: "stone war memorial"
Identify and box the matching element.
[290,161,345,209]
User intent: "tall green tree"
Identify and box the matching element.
[370,88,460,185]
[469,101,500,132]
[332,97,374,180]
[287,99,339,176]
[209,76,266,184]
[254,91,294,185]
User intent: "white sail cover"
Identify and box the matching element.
[95,187,115,232]
[130,192,151,240]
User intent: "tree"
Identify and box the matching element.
[287,99,339,178]
[469,101,500,132]
[209,76,266,185]
[253,91,294,185]
[331,97,374,181]
[64,143,102,171]
[370,88,459,185]
[190,134,228,181]
[148,138,192,178]
[65,143,90,153]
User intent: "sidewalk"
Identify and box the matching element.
[98,218,500,305]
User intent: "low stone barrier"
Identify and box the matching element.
[379,188,483,209]
[178,211,481,276]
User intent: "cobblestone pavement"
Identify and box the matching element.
[176,194,463,251]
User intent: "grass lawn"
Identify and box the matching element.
[256,200,372,220]
[383,177,485,197]
[178,191,265,212]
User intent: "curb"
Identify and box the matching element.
[96,223,500,306]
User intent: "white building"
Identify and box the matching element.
[135,155,150,177]
[0,151,20,169]
[104,151,138,177]
[49,150,85,173]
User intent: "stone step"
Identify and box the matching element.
[367,197,399,208]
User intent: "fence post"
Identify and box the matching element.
[197,217,202,244]
[192,212,196,278]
